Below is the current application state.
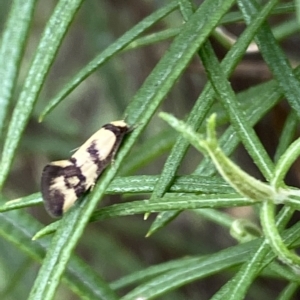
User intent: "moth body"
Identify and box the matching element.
[41,120,130,217]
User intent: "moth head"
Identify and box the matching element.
[103,120,132,136]
[110,120,128,128]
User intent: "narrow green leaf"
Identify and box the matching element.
[33,193,246,240]
[148,0,279,235]
[159,113,283,202]
[39,1,179,120]
[274,111,298,163]
[122,222,300,300]
[0,175,233,213]
[121,241,259,300]
[195,208,234,228]
[238,0,300,119]
[111,255,208,290]
[91,194,253,222]
[277,282,298,300]
[194,79,280,175]
[123,27,181,52]
[211,206,295,300]
[120,129,178,175]
[125,0,236,125]
[1,192,42,212]
[0,210,118,300]
[28,171,119,300]
[260,201,300,268]
[0,0,37,137]
[272,135,300,188]
[200,41,274,179]
[0,0,84,190]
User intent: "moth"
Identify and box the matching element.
[41,120,131,218]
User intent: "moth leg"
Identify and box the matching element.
[90,183,95,191]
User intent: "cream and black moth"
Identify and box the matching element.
[41,120,131,218]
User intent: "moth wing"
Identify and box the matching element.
[72,129,117,187]
[41,160,84,218]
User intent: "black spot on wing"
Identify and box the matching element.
[86,123,131,177]
[87,142,100,164]
[69,157,77,165]
[41,163,65,217]
[44,189,65,218]
[66,158,88,196]
[63,163,86,195]
[87,140,119,177]
[86,141,106,176]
